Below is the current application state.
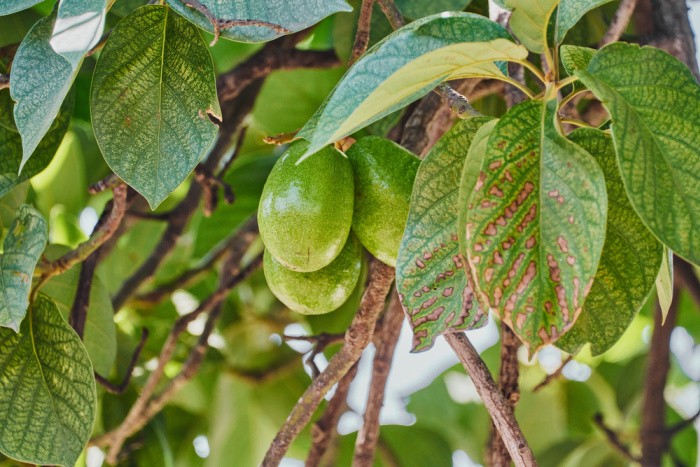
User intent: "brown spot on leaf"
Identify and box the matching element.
[525,236,536,249]
[493,251,504,265]
[493,287,503,306]
[568,215,574,224]
[443,287,454,297]
[490,185,504,197]
[557,236,569,253]
[423,252,433,260]
[489,160,503,170]
[485,268,494,282]
[567,255,575,266]
[416,259,426,269]
[484,223,497,236]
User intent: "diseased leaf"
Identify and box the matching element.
[165,0,351,43]
[397,117,491,352]
[0,0,43,16]
[0,205,47,331]
[9,12,80,169]
[0,294,96,466]
[576,43,700,265]
[555,0,615,43]
[51,0,107,64]
[0,88,73,198]
[656,248,673,324]
[299,13,527,159]
[395,0,472,19]
[464,99,607,353]
[503,0,559,53]
[91,5,221,208]
[557,129,663,356]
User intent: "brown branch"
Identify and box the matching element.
[593,413,641,462]
[88,174,123,195]
[599,0,639,47]
[376,0,405,29]
[445,332,537,466]
[306,363,359,467]
[0,74,8,90]
[488,323,522,467]
[349,0,375,66]
[666,407,700,437]
[675,256,700,310]
[283,332,346,378]
[95,329,149,395]
[533,355,574,393]
[353,289,404,466]
[641,291,680,466]
[262,260,395,465]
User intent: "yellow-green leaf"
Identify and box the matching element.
[504,0,559,53]
[656,248,673,324]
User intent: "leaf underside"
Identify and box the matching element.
[504,0,559,53]
[555,0,616,44]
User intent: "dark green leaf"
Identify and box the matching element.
[165,0,351,43]
[395,0,472,19]
[555,0,615,43]
[0,0,43,16]
[91,5,221,208]
[0,294,96,466]
[576,43,700,265]
[557,129,662,355]
[397,117,491,352]
[464,100,607,353]
[0,205,47,331]
[0,9,40,47]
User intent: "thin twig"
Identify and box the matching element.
[95,329,149,395]
[666,407,700,437]
[593,413,641,462]
[599,0,639,47]
[88,174,122,195]
[376,0,405,29]
[533,355,574,392]
[445,333,537,466]
[284,332,346,378]
[353,289,404,466]
[349,0,375,66]
[262,260,395,465]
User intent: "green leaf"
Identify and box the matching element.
[575,43,700,265]
[0,294,96,467]
[464,99,607,352]
[9,12,80,170]
[397,117,491,352]
[0,205,47,331]
[395,0,472,19]
[656,248,673,323]
[555,0,615,44]
[51,0,107,64]
[165,0,352,43]
[41,245,116,375]
[503,0,559,53]
[560,45,595,75]
[0,0,43,16]
[0,9,40,47]
[0,88,73,198]
[556,129,663,356]
[91,5,221,208]
[299,13,528,159]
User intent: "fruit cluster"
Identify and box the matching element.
[258,137,419,315]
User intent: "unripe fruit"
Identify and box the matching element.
[346,136,419,267]
[264,234,363,315]
[258,141,354,272]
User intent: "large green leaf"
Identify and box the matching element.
[576,43,700,265]
[397,118,491,352]
[51,0,107,64]
[503,0,559,53]
[556,129,662,356]
[0,0,43,16]
[0,294,96,466]
[555,0,615,44]
[9,12,81,169]
[0,205,47,331]
[91,5,221,208]
[166,0,351,43]
[0,88,73,198]
[464,99,607,352]
[395,0,472,19]
[299,13,528,159]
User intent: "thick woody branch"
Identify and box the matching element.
[599,0,639,47]
[262,260,395,465]
[445,333,537,466]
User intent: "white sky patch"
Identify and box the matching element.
[50,10,104,57]
[172,290,199,316]
[561,360,592,382]
[79,206,98,236]
[192,434,210,459]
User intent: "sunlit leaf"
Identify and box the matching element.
[503,0,559,53]
[464,99,607,352]
[397,117,491,352]
[91,5,221,208]
[0,205,47,331]
[656,248,673,323]
[576,43,700,265]
[0,294,95,466]
[51,0,107,64]
[299,13,527,159]
[557,129,663,356]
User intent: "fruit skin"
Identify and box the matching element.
[346,136,419,267]
[264,234,363,315]
[258,140,354,272]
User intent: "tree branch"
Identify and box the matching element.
[284,332,346,378]
[675,256,700,310]
[95,329,149,395]
[593,413,641,463]
[262,260,395,465]
[445,333,537,467]
[376,0,405,29]
[353,289,404,466]
[532,355,574,393]
[599,0,639,47]
[349,0,375,65]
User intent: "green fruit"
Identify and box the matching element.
[258,140,354,272]
[264,235,363,315]
[347,136,419,267]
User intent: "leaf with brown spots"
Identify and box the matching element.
[397,117,492,352]
[464,99,607,353]
[557,129,663,356]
